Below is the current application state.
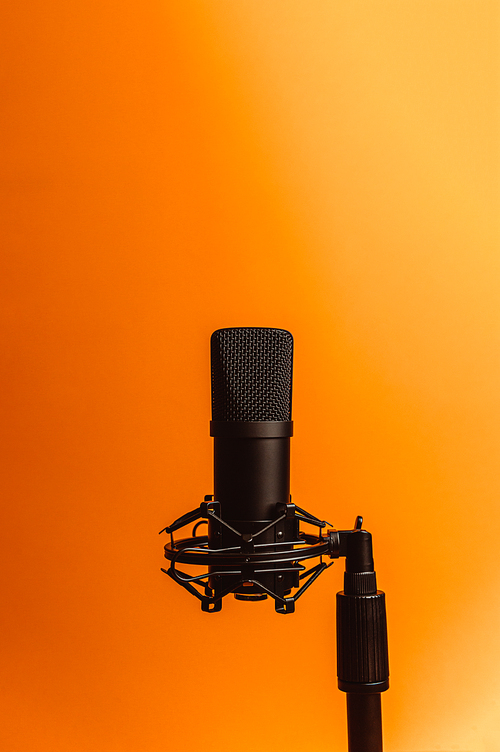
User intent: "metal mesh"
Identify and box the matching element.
[211,328,293,421]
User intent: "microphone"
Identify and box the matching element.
[209,327,296,606]
[161,326,334,614]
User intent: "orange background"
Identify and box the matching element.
[1,2,499,751]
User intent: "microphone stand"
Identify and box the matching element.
[336,516,388,752]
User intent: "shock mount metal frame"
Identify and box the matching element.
[160,497,381,619]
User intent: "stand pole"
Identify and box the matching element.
[346,693,383,752]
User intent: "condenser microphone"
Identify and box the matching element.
[208,327,296,605]
[162,326,335,614]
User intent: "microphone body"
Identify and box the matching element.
[208,328,297,601]
[213,434,290,520]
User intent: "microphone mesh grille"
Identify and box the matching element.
[211,328,293,421]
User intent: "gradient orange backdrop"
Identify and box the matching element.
[2,2,499,751]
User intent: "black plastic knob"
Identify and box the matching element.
[336,589,389,693]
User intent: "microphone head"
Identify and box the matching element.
[211,327,293,422]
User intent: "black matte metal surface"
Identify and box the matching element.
[210,420,293,438]
[213,436,290,521]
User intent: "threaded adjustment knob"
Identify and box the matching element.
[337,590,389,693]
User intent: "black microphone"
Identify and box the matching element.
[208,327,297,605]
[161,326,335,614]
